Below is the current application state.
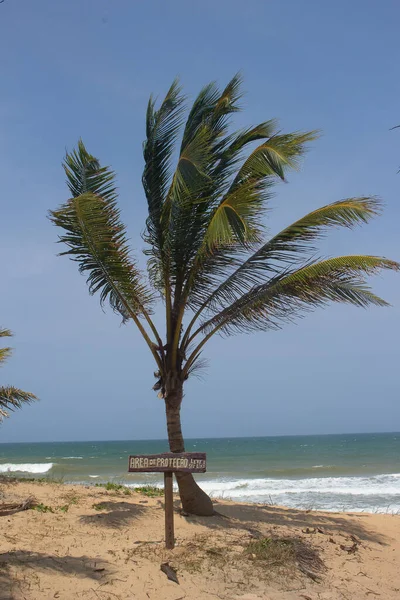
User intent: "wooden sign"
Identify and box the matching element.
[128,452,206,473]
[128,452,207,549]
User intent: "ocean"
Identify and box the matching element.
[0,433,399,513]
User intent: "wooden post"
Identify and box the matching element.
[164,471,174,549]
[128,452,206,550]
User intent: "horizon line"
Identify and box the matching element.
[0,431,398,445]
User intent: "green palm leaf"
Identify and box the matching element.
[231,130,319,189]
[161,75,246,295]
[0,328,12,366]
[0,386,37,421]
[197,197,383,312]
[0,347,12,365]
[203,180,265,248]
[200,255,400,336]
[165,124,212,207]
[181,74,242,152]
[49,192,153,319]
[210,121,278,188]
[0,328,12,338]
[183,130,319,310]
[50,142,154,320]
[142,80,185,291]
[0,328,38,421]
[64,139,117,202]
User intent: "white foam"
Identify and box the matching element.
[198,473,400,513]
[89,475,99,478]
[201,473,400,495]
[0,463,54,474]
[61,457,83,460]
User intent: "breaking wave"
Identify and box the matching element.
[0,463,54,474]
[199,473,400,513]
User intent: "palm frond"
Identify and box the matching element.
[203,179,267,248]
[223,121,279,154]
[198,197,383,311]
[165,124,212,206]
[207,72,243,135]
[142,80,185,292]
[51,142,154,319]
[162,75,246,295]
[0,328,13,367]
[183,129,318,310]
[0,328,12,338]
[210,120,279,184]
[182,73,242,147]
[180,81,220,149]
[185,352,208,379]
[168,74,243,212]
[64,139,117,202]
[199,255,399,336]
[0,386,37,421]
[231,130,319,190]
[0,347,12,365]
[50,192,153,319]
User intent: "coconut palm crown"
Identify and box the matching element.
[49,75,399,515]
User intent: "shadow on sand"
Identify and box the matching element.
[179,500,389,545]
[0,551,110,600]
[80,499,151,528]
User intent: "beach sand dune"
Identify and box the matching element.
[0,481,399,599]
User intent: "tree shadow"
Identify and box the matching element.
[0,551,110,599]
[0,566,16,600]
[80,500,150,528]
[183,501,390,545]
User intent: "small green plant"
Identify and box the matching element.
[63,493,79,505]
[134,485,164,497]
[95,482,131,493]
[56,492,80,513]
[33,503,54,513]
[93,502,107,511]
[246,537,295,564]
[104,482,124,491]
[37,475,65,484]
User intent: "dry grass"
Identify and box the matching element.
[130,529,325,588]
[246,536,296,564]
[245,536,325,580]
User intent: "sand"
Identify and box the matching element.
[0,480,399,600]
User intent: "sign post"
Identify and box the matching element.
[164,471,174,549]
[128,452,207,550]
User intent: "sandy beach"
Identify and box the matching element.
[0,481,399,600]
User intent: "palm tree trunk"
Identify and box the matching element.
[165,383,214,516]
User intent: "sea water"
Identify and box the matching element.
[0,433,399,513]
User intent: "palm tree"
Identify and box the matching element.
[49,75,399,515]
[0,328,37,421]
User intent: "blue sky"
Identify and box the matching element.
[0,0,399,443]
